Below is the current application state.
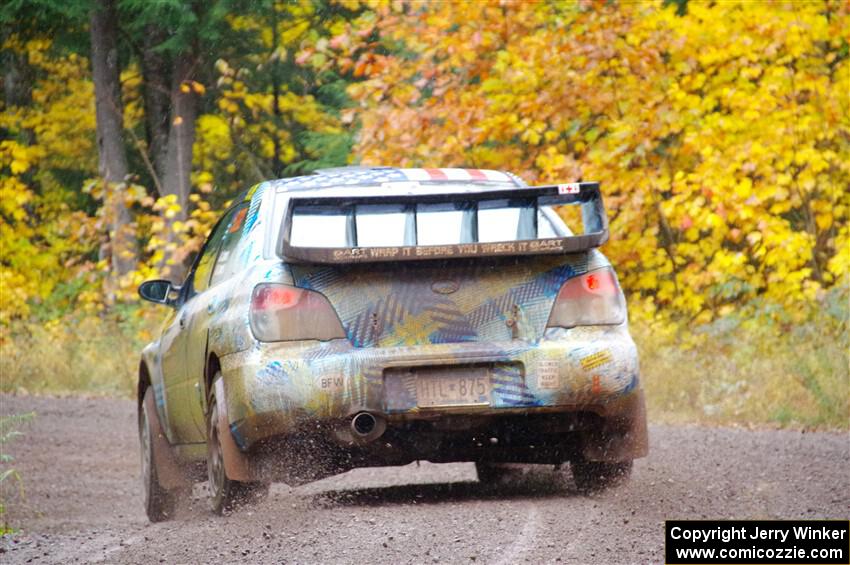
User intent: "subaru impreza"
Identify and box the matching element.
[137,166,647,520]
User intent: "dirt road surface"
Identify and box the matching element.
[1,394,847,564]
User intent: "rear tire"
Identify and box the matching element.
[207,374,269,514]
[140,388,178,522]
[570,458,632,492]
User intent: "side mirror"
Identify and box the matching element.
[138,280,177,306]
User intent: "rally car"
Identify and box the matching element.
[137,166,648,520]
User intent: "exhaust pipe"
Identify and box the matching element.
[352,412,376,435]
[350,412,386,444]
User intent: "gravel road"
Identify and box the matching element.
[1,394,847,564]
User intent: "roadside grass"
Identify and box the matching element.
[0,293,847,429]
[636,290,849,430]
[0,412,35,534]
[0,308,159,398]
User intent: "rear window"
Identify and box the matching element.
[355,204,412,246]
[417,202,475,245]
[289,200,568,248]
[289,206,352,248]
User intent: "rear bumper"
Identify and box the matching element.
[219,324,644,451]
[220,390,648,485]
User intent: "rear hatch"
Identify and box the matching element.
[291,255,589,347]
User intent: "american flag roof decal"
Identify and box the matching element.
[398,168,512,183]
[267,167,522,193]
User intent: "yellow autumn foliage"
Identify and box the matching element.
[0,1,847,427]
[346,0,850,329]
[0,37,100,322]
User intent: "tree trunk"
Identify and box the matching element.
[90,0,136,278]
[158,50,199,280]
[161,52,198,217]
[3,53,33,110]
[271,3,283,178]
[140,25,170,193]
[2,28,34,142]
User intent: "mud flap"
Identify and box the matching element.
[144,389,192,490]
[580,389,649,463]
[214,378,257,482]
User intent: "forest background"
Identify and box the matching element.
[1,0,848,429]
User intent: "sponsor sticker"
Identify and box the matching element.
[537,359,560,390]
[316,374,346,391]
[332,248,368,260]
[580,349,613,371]
[558,183,581,195]
[591,374,602,394]
[228,207,248,233]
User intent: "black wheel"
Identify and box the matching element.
[475,462,513,484]
[207,374,269,514]
[570,457,632,492]
[140,387,178,522]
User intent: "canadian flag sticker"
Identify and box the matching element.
[558,183,581,195]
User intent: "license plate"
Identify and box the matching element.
[415,368,491,408]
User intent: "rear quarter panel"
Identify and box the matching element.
[206,183,291,360]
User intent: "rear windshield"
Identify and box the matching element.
[289,200,569,248]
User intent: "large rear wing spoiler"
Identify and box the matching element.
[279,182,608,264]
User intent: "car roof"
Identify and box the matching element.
[264,166,526,199]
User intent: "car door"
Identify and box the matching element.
[156,304,187,444]
[162,210,236,443]
[182,204,250,437]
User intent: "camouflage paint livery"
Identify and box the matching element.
[139,167,646,469]
[218,252,638,450]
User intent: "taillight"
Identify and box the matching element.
[546,267,626,328]
[250,283,346,342]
